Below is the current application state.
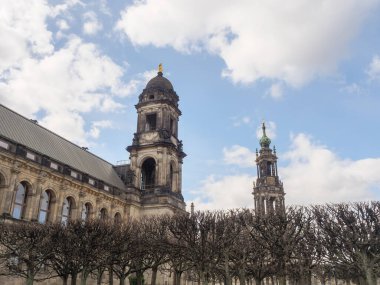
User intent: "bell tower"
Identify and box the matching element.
[253,123,285,215]
[127,64,186,213]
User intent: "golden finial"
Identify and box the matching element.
[158,63,163,73]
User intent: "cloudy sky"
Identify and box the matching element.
[1,0,380,210]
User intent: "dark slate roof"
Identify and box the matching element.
[0,104,126,190]
[146,72,173,90]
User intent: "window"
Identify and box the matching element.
[170,118,174,134]
[104,185,110,191]
[50,162,58,170]
[26,152,35,160]
[38,190,52,224]
[100,208,107,220]
[88,178,95,186]
[0,140,9,149]
[61,197,73,223]
[81,203,92,221]
[71,171,78,179]
[12,182,29,219]
[114,212,121,224]
[141,158,156,190]
[145,113,157,131]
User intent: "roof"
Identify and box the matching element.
[146,71,173,90]
[0,104,126,190]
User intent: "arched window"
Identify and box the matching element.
[38,190,53,224]
[61,197,74,223]
[114,212,121,224]
[100,208,107,220]
[81,203,92,221]
[12,182,29,219]
[141,158,156,190]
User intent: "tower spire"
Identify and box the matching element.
[253,122,285,216]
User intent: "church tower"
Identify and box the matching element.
[127,64,186,213]
[253,123,285,215]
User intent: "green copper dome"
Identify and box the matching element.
[259,122,271,148]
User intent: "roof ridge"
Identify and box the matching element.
[0,104,116,168]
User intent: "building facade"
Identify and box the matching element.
[253,123,285,215]
[0,65,186,224]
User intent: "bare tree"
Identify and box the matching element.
[313,202,380,285]
[0,221,53,285]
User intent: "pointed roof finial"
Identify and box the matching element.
[190,202,195,215]
[259,121,271,148]
[158,63,163,74]
[262,121,267,136]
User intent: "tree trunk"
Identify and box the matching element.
[151,266,158,285]
[119,275,126,285]
[224,256,232,285]
[174,271,182,285]
[71,272,78,285]
[26,268,34,285]
[97,270,104,285]
[136,270,144,285]
[26,276,34,285]
[81,270,89,285]
[238,268,246,285]
[109,267,114,285]
[254,277,261,285]
[62,275,69,285]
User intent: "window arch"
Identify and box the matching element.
[61,197,75,223]
[12,181,29,220]
[81,202,92,221]
[141,158,156,190]
[100,208,108,220]
[114,212,122,224]
[38,190,55,224]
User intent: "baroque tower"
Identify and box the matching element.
[126,64,186,213]
[253,123,285,215]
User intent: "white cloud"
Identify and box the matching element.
[367,55,380,80]
[57,19,70,31]
[50,0,83,17]
[223,145,256,168]
[256,121,276,140]
[190,133,380,210]
[232,115,251,127]
[83,11,103,35]
[116,0,379,87]
[340,82,362,94]
[189,174,255,211]
[267,82,283,99]
[89,120,113,139]
[281,133,380,205]
[0,0,53,73]
[0,37,137,145]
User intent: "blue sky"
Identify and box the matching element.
[1,0,380,209]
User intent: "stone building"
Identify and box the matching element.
[253,122,285,215]
[0,65,186,224]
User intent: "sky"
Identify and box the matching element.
[1,0,380,210]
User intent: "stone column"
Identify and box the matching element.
[0,161,21,216]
